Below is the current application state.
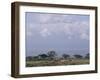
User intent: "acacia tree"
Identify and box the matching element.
[85,53,89,59]
[47,50,57,60]
[26,56,33,61]
[32,56,39,60]
[73,54,83,59]
[38,54,48,60]
[62,54,70,59]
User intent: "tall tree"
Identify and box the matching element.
[47,50,57,60]
[85,53,89,59]
[73,54,83,59]
[26,56,33,61]
[62,54,70,59]
[38,54,48,60]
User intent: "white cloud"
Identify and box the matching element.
[34,21,89,40]
[40,28,51,37]
[27,20,89,40]
[63,24,73,36]
[80,33,89,40]
[26,13,89,40]
[68,36,72,39]
[38,14,51,23]
[63,21,89,40]
[28,23,36,29]
[26,31,32,36]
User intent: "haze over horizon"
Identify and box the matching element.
[25,12,90,57]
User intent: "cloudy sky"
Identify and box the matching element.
[25,12,90,56]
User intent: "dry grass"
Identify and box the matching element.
[26,59,89,67]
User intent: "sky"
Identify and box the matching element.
[25,12,90,56]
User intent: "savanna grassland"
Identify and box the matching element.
[26,59,89,67]
[26,50,89,67]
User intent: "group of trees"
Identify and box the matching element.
[61,53,89,59]
[26,51,57,61]
[26,50,89,61]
